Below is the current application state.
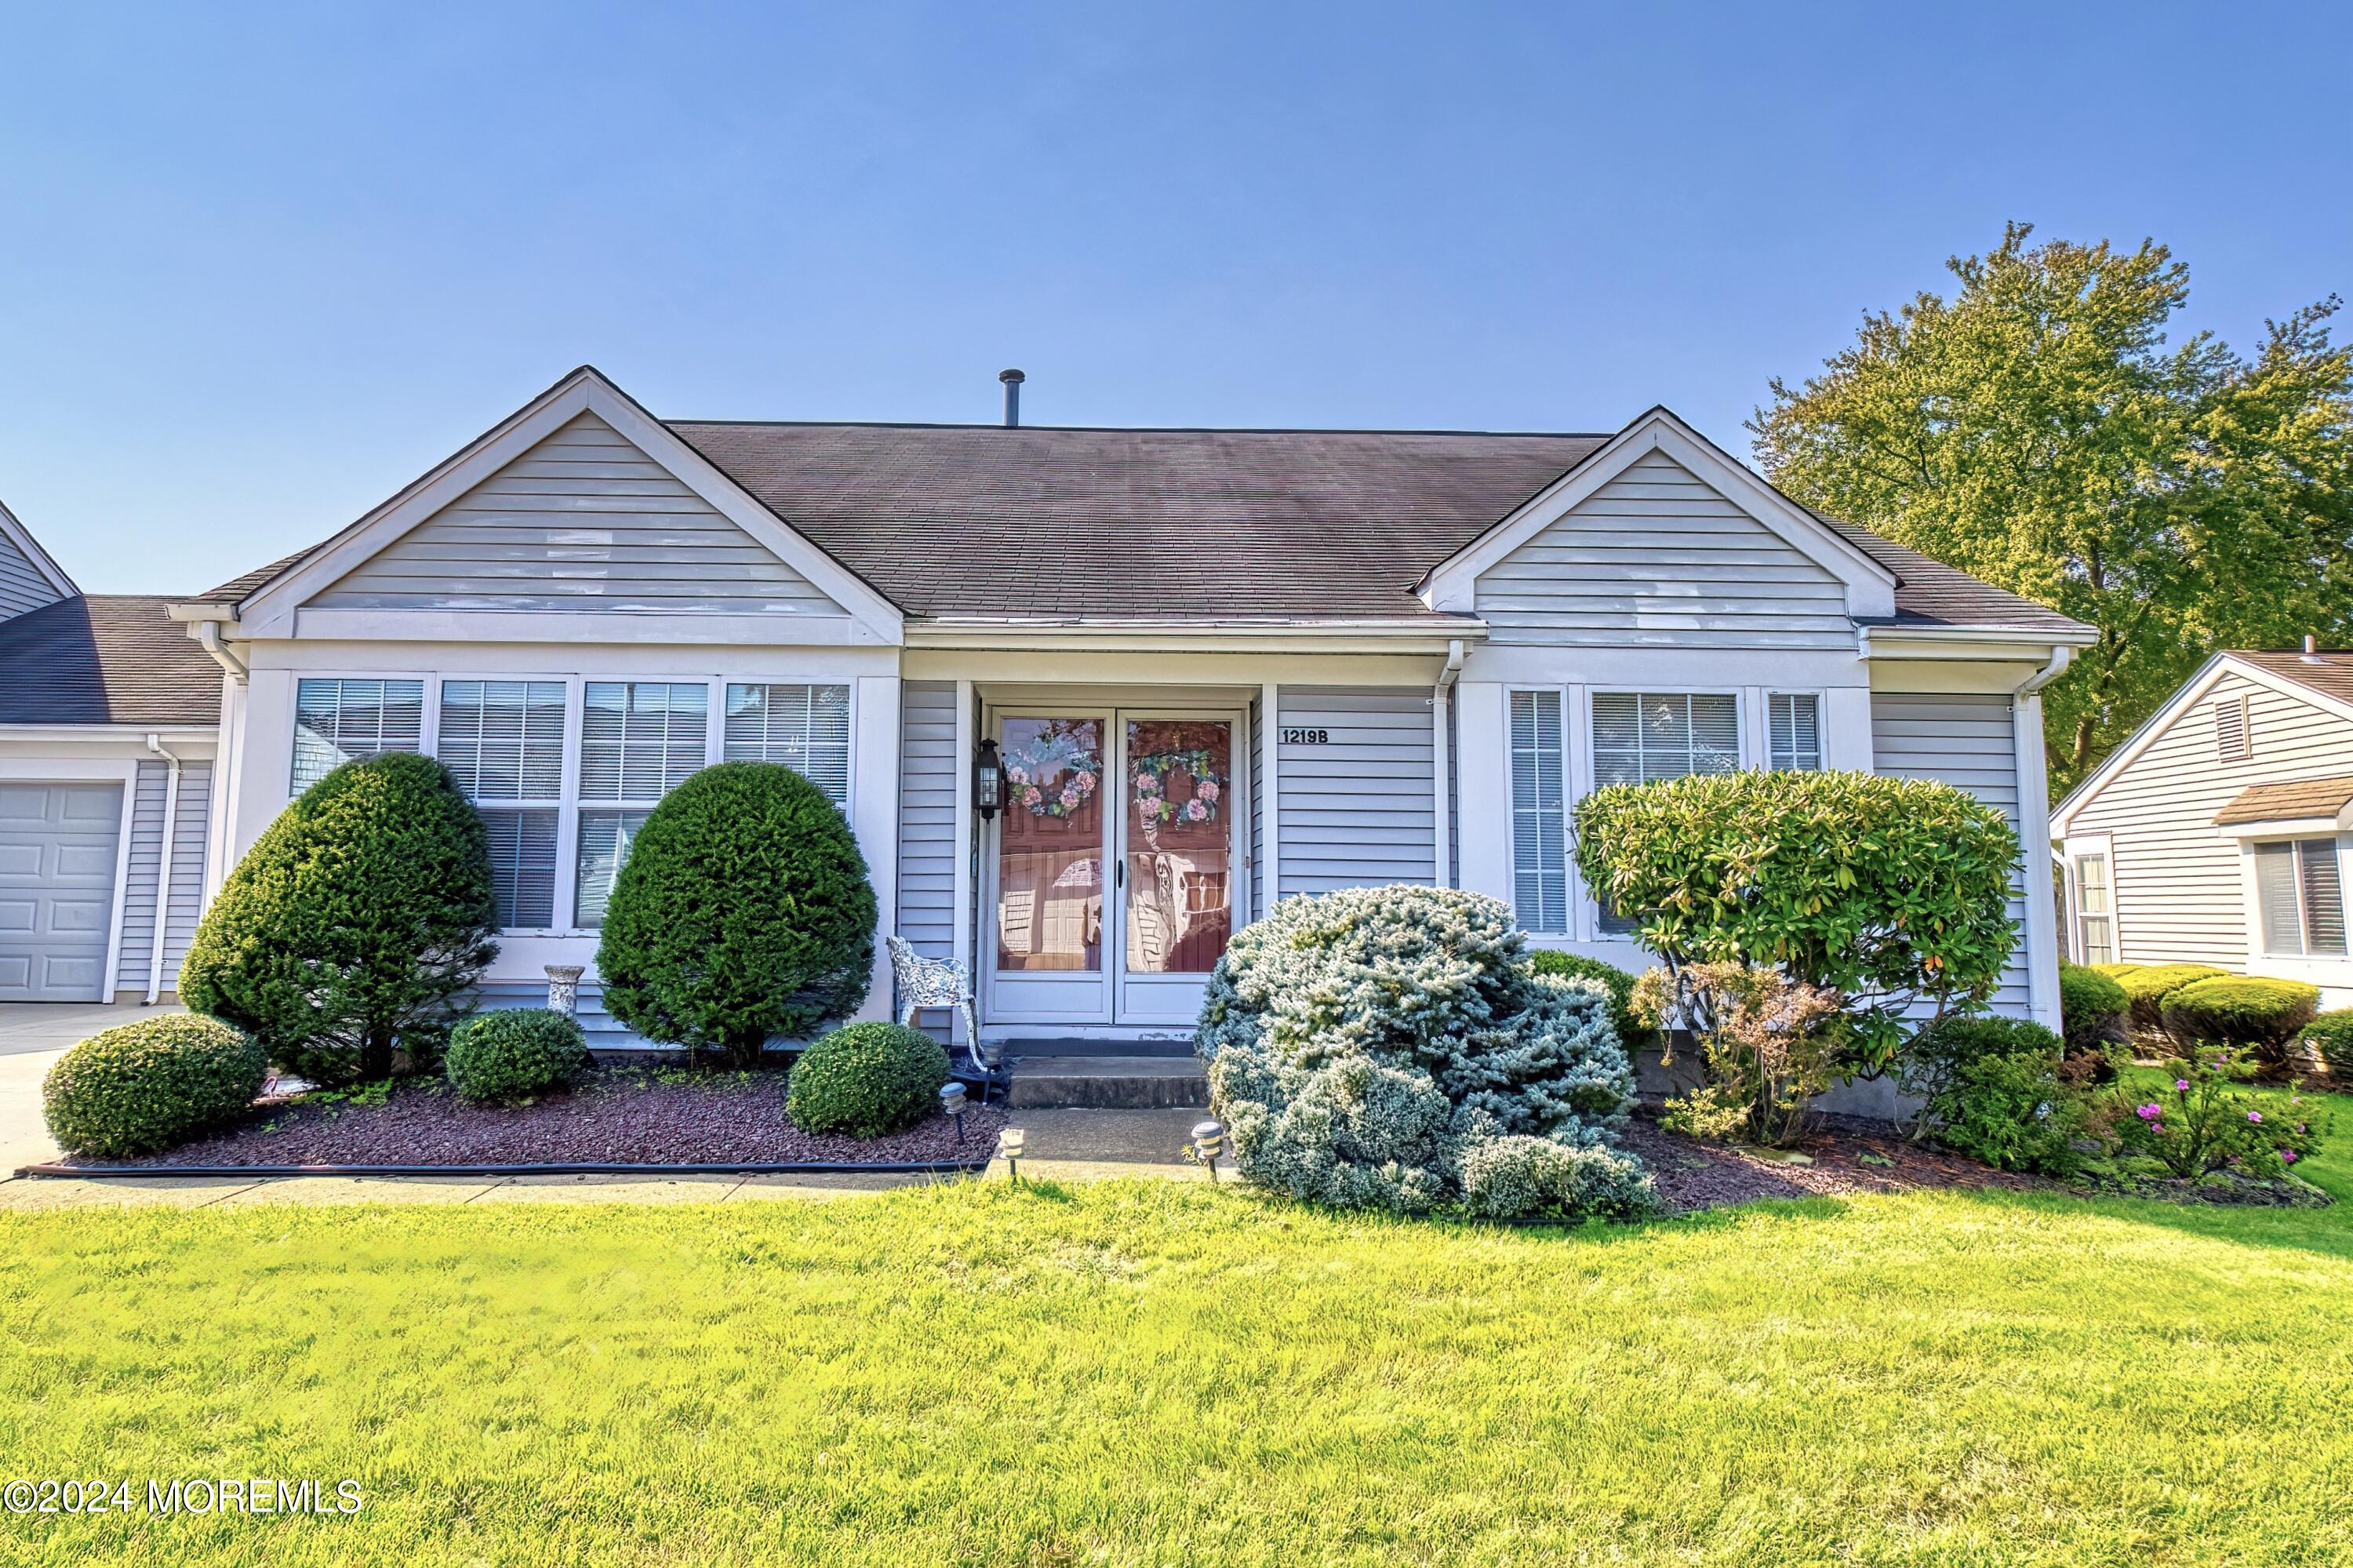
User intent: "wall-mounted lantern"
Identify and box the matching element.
[973,737,1004,820]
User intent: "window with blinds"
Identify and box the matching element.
[725,682,852,805]
[577,682,709,930]
[2215,695,2251,763]
[1507,689,1568,933]
[436,681,567,930]
[1768,693,1822,770]
[2072,853,2115,965]
[292,678,424,791]
[2255,839,2348,956]
[1591,692,1740,933]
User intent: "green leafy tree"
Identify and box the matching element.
[180,753,498,1083]
[1752,223,2353,791]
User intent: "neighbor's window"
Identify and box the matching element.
[575,682,709,929]
[2254,839,2348,957]
[1507,689,1568,933]
[2072,853,2115,965]
[725,682,852,806]
[1591,692,1740,931]
[1768,693,1822,770]
[437,681,567,929]
[292,678,424,791]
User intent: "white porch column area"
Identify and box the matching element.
[950,677,975,1046]
[1258,681,1279,907]
[2014,689,2062,1031]
[853,673,901,1024]
[1453,680,1510,904]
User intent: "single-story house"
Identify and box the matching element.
[2053,646,2353,1007]
[0,500,225,1002]
[3,366,2093,1048]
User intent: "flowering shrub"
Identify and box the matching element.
[2105,1049,2327,1178]
[1631,962,1841,1148]
[1195,886,1643,1217]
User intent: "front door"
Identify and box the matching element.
[984,708,1242,1030]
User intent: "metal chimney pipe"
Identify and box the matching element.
[998,368,1024,427]
[2305,633,2322,661]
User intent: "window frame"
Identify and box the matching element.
[437,678,572,933]
[1765,689,1826,772]
[2249,834,2350,959]
[2069,848,2116,966]
[289,674,431,791]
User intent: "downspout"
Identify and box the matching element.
[2013,643,2074,1031]
[144,734,183,1004]
[197,620,248,678]
[1432,638,1464,886]
[2015,643,2071,696]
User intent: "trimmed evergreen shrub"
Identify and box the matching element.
[180,753,498,1084]
[1898,1013,2065,1119]
[787,1021,951,1137]
[2057,961,2129,1080]
[2304,1010,2353,1075]
[2160,976,2322,1076]
[43,1014,267,1158]
[1195,886,1644,1217]
[445,1009,591,1105]
[1459,1136,1658,1221]
[1571,769,2018,1077]
[598,762,877,1068]
[1899,1013,2089,1173]
[1528,950,1654,1052]
[2113,962,2228,1035]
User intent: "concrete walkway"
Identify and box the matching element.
[1,1104,1213,1210]
[0,1002,180,1175]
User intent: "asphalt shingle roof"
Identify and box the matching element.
[2213,774,2353,826]
[2236,649,2353,708]
[0,595,222,726]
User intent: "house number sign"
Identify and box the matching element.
[1279,728,1330,744]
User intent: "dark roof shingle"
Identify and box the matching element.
[2236,650,2353,708]
[0,595,223,726]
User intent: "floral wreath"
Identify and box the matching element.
[1132,748,1224,824]
[1001,726,1101,819]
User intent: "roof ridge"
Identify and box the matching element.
[667,418,1613,438]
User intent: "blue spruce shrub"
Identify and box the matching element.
[1195,886,1644,1217]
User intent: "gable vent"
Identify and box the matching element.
[2215,693,2251,764]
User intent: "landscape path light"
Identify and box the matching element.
[939,1081,969,1144]
[997,1126,1025,1181]
[1187,1119,1225,1181]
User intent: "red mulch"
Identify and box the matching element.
[58,1067,1007,1170]
[1620,1111,2053,1213]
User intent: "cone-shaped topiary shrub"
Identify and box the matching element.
[2160,976,2321,1077]
[1195,886,1646,1217]
[180,753,498,1085]
[2113,962,2228,1035]
[1528,949,1654,1052]
[2057,961,2129,1080]
[44,1013,267,1157]
[598,762,876,1068]
[787,1021,952,1137]
[446,1009,592,1105]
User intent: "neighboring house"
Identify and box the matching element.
[2053,647,2353,1007]
[0,500,225,1002]
[0,366,2093,1042]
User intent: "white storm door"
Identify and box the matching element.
[984,713,1113,1027]
[1113,712,1240,1026]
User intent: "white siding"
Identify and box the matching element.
[2066,671,2353,967]
[1276,688,1435,898]
[0,530,64,619]
[114,760,213,995]
[1871,692,2031,1017]
[896,680,958,1039]
[313,413,848,615]
[1474,451,1852,649]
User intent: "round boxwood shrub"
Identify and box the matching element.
[2160,976,2322,1075]
[1572,769,2018,1077]
[2113,962,2228,1036]
[2057,961,2129,1080]
[180,752,498,1085]
[2304,1010,2353,1076]
[445,1009,591,1105]
[1196,886,1643,1217]
[43,1014,267,1158]
[1528,949,1653,1052]
[787,1021,951,1137]
[598,762,876,1068]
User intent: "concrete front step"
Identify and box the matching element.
[1006,1054,1209,1109]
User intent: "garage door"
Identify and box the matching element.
[0,782,125,1002]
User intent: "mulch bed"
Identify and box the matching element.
[56,1067,1009,1171]
[1622,1112,2054,1213]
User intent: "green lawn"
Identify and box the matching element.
[5,1127,2353,1566]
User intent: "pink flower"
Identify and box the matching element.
[1184,799,1208,821]
[1075,770,1097,793]
[2175,1079,2190,1091]
[1005,764,1030,786]
[2283,1148,2300,1163]
[2136,1104,2162,1121]
[2248,1111,2263,1123]
[1197,779,1220,802]
[1136,773,1162,795]
[1060,784,1080,809]
[1021,785,1042,807]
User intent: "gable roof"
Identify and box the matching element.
[192,369,2082,635]
[2235,649,2353,708]
[0,595,223,726]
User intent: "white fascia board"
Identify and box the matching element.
[0,497,81,598]
[2217,813,2351,840]
[1415,409,1899,619]
[903,618,1488,654]
[1860,624,2099,659]
[233,367,904,645]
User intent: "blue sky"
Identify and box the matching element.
[2,2,2346,593]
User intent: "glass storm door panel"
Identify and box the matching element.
[987,715,1112,1024]
[1122,719,1234,975]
